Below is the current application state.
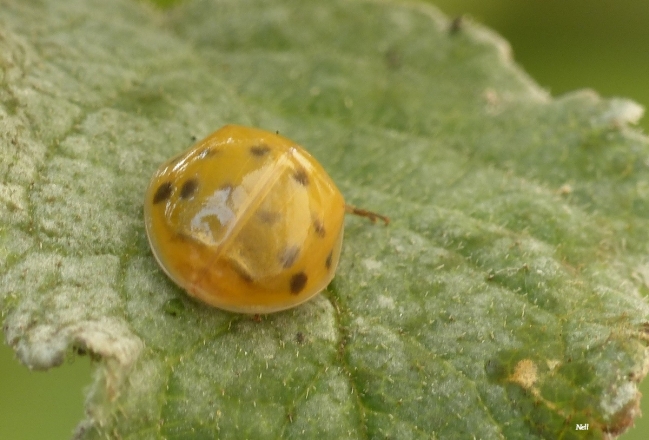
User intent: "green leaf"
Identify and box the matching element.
[1,0,648,438]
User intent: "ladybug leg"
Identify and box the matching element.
[344,204,390,225]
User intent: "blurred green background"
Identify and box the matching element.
[1,1,648,438]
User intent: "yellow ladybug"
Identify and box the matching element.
[144,125,388,314]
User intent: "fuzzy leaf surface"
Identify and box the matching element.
[1,0,648,438]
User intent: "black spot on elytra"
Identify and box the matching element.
[180,178,199,199]
[280,246,300,269]
[250,144,271,157]
[313,218,326,238]
[257,210,280,224]
[153,182,173,204]
[325,250,333,270]
[293,169,309,186]
[290,272,308,295]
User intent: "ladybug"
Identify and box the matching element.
[144,125,388,314]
